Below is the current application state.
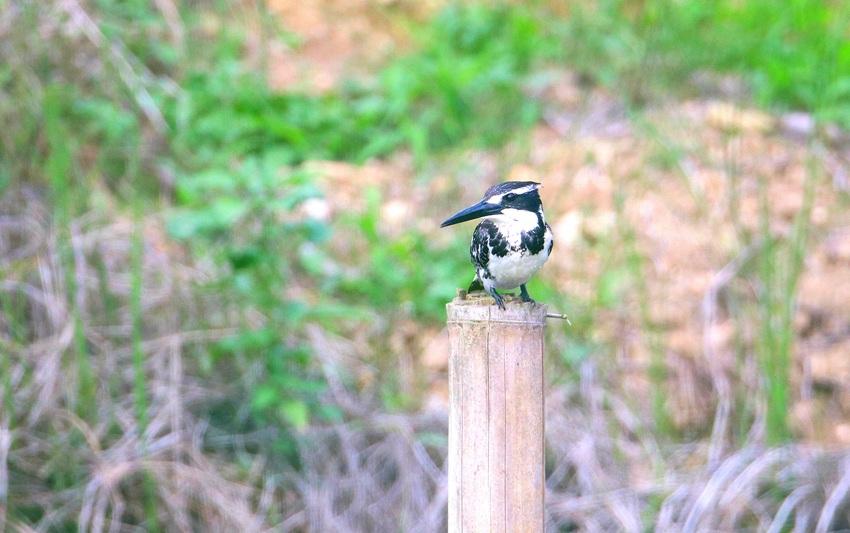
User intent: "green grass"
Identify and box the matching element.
[1,292,21,423]
[170,4,555,170]
[754,158,817,444]
[615,192,673,436]
[130,199,160,531]
[560,0,850,125]
[44,86,96,419]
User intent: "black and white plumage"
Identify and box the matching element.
[441,181,553,310]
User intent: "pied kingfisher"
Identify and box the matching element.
[441,181,553,310]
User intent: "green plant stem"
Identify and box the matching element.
[615,192,672,436]
[131,195,160,532]
[44,86,95,418]
[756,153,816,445]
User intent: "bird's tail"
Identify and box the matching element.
[468,276,484,292]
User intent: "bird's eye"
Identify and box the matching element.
[504,193,517,201]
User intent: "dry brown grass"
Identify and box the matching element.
[1,185,269,531]
[4,177,850,529]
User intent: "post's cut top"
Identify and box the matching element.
[446,291,547,326]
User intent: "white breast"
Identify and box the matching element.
[479,213,552,290]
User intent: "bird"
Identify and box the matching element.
[441,181,553,310]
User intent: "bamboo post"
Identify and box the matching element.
[446,290,546,533]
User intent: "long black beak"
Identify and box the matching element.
[440,199,502,227]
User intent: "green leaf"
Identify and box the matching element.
[597,267,631,308]
[252,386,278,411]
[279,400,309,430]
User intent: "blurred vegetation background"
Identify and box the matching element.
[1,0,850,530]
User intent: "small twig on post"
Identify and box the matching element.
[545,311,571,324]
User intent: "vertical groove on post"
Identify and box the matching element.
[448,319,464,532]
[447,294,546,533]
[488,318,506,533]
[485,315,491,532]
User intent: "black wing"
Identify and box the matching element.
[469,218,509,271]
[519,213,547,255]
[468,221,494,291]
[472,218,510,269]
[470,220,491,271]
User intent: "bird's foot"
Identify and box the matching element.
[520,284,535,304]
[489,288,506,311]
